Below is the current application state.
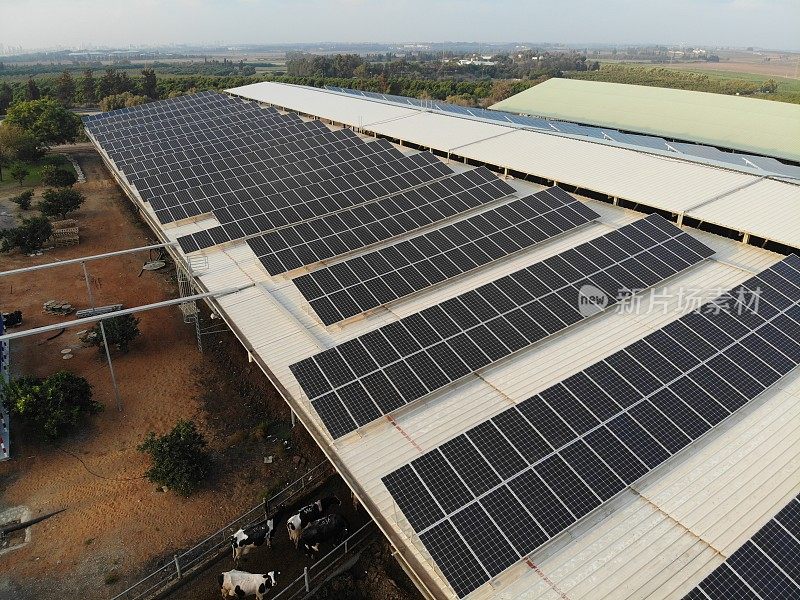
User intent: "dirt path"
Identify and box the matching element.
[0,148,323,599]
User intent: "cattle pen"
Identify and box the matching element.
[110,461,344,600]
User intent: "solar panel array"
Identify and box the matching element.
[146,137,401,222]
[381,254,800,598]
[294,186,600,325]
[290,214,715,439]
[177,151,454,254]
[246,167,515,275]
[683,492,800,600]
[326,86,800,180]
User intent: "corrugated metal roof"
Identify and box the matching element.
[229,82,800,250]
[490,78,800,163]
[93,111,798,600]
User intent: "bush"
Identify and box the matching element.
[2,371,101,439]
[39,187,84,219]
[41,164,77,187]
[138,420,211,496]
[99,92,148,112]
[90,314,140,356]
[1,216,52,253]
[4,98,82,146]
[11,189,34,210]
[9,161,27,184]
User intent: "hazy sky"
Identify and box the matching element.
[1,0,798,51]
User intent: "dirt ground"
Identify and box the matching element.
[662,56,800,79]
[0,148,330,599]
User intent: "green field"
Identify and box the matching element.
[0,153,74,190]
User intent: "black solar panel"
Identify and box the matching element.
[381,254,800,598]
[684,493,800,600]
[176,152,454,253]
[247,167,515,274]
[291,215,715,441]
[295,186,600,325]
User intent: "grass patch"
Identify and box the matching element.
[0,153,74,190]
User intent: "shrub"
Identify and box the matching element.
[90,314,140,356]
[9,161,27,184]
[1,216,52,253]
[41,164,77,187]
[39,187,84,219]
[99,92,148,112]
[11,189,34,210]
[138,420,211,496]
[2,371,101,439]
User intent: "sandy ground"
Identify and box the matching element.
[0,148,327,599]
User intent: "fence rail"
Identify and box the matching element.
[271,521,377,600]
[112,461,333,600]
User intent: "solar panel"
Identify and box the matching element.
[294,186,600,325]
[380,254,800,598]
[247,167,515,275]
[685,493,800,600]
[128,127,358,185]
[290,214,716,440]
[140,138,401,220]
[110,118,327,166]
[176,151,453,253]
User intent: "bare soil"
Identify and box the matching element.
[0,148,329,599]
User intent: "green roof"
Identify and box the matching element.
[490,79,800,162]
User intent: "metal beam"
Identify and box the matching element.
[0,242,179,278]
[0,284,254,342]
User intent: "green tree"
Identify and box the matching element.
[4,99,82,146]
[0,216,52,253]
[141,68,158,99]
[2,371,101,439]
[9,161,27,184]
[40,187,85,218]
[55,70,76,107]
[81,69,97,104]
[98,68,117,98]
[26,77,40,101]
[99,92,148,112]
[761,79,778,94]
[11,189,34,210]
[138,420,211,496]
[0,82,12,113]
[41,164,77,187]
[0,122,44,164]
[91,314,140,355]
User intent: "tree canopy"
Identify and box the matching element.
[40,187,85,218]
[41,164,77,187]
[138,420,211,496]
[3,371,101,439]
[91,314,141,355]
[99,92,148,112]
[1,216,53,253]
[4,98,82,146]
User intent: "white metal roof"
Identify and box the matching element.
[229,82,800,250]
[89,111,799,600]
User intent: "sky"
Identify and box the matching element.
[1,0,798,52]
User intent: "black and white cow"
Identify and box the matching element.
[286,496,340,547]
[219,570,279,599]
[297,513,349,558]
[231,517,278,563]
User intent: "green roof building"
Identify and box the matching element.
[490,78,800,162]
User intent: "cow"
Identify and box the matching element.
[231,516,278,564]
[286,495,340,547]
[298,513,349,558]
[219,570,279,599]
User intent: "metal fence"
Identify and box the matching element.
[271,521,377,600]
[112,461,333,600]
